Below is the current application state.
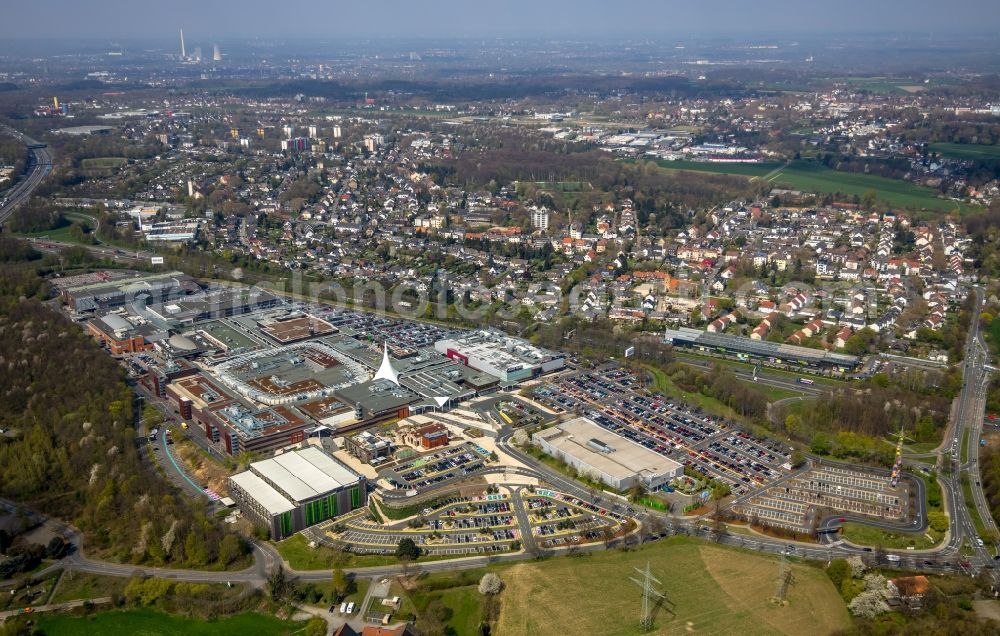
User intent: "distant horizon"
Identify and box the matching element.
[3,0,999,41]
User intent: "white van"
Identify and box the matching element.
[886,554,901,562]
[346,602,355,614]
[339,602,347,613]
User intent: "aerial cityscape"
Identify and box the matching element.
[2,1,1000,635]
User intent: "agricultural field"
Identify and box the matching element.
[496,537,850,636]
[653,159,780,177]
[654,159,964,213]
[32,609,306,636]
[930,143,1000,161]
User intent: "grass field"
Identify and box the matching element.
[840,522,943,550]
[33,609,305,636]
[496,537,850,636]
[80,157,127,169]
[654,158,965,213]
[931,143,1000,161]
[653,159,780,177]
[50,572,127,604]
[643,364,743,421]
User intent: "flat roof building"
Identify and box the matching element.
[434,329,565,384]
[532,417,682,491]
[228,445,367,539]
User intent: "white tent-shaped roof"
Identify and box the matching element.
[373,342,400,385]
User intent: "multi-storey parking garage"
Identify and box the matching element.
[731,465,909,533]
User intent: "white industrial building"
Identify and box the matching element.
[532,417,682,491]
[434,329,564,383]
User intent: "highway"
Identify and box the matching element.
[0,125,52,225]
[947,285,999,578]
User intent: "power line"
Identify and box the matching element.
[630,561,671,630]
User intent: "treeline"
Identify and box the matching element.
[966,201,1000,277]
[777,381,953,465]
[0,240,250,569]
[667,363,769,420]
[980,445,1000,531]
[0,132,26,185]
[6,197,67,233]
[442,147,752,216]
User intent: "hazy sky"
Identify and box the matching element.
[3,0,1000,40]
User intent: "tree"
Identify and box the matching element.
[304,617,328,636]
[46,536,68,559]
[826,559,851,589]
[331,567,351,602]
[395,537,421,561]
[267,566,291,600]
[415,598,453,636]
[478,572,503,596]
[217,534,243,566]
[848,590,890,618]
[861,189,878,210]
[927,511,949,533]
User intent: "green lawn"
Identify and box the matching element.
[50,572,127,604]
[769,162,962,213]
[33,609,305,636]
[755,385,803,402]
[930,142,1000,161]
[653,159,780,177]
[411,584,483,636]
[275,534,399,570]
[80,157,127,169]
[643,364,743,421]
[654,158,967,213]
[962,430,970,465]
[840,522,943,550]
[275,533,457,570]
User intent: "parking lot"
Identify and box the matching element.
[321,487,627,556]
[381,442,492,490]
[307,305,461,349]
[531,368,793,497]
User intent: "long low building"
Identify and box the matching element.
[663,326,859,371]
[228,445,367,539]
[532,417,682,491]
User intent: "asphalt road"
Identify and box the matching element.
[0,125,52,225]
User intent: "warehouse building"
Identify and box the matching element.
[532,417,682,491]
[434,329,565,384]
[228,445,367,539]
